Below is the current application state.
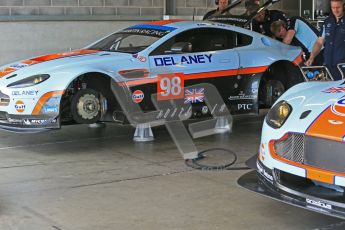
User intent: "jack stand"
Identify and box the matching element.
[214,116,231,134]
[133,123,154,142]
[89,122,106,128]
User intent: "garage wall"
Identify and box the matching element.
[176,0,216,17]
[0,0,164,18]
[0,0,299,18]
[270,0,299,18]
[0,0,301,66]
[0,21,137,65]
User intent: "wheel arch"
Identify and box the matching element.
[60,72,121,123]
[258,60,305,106]
[262,60,305,87]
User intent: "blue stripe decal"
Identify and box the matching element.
[128,24,177,31]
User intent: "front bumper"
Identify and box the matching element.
[0,112,60,132]
[238,159,345,219]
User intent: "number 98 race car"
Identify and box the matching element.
[0,20,304,132]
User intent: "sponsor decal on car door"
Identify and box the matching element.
[149,50,240,101]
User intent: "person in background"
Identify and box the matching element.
[203,0,230,20]
[307,0,345,80]
[270,17,324,65]
[250,4,289,37]
[243,0,261,16]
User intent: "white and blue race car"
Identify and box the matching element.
[0,19,304,132]
[239,66,345,219]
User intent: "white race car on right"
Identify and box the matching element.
[239,65,345,219]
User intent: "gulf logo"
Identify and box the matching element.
[331,99,345,116]
[132,90,144,103]
[15,100,25,113]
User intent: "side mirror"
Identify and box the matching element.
[165,42,192,54]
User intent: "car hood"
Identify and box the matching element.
[0,49,133,82]
[281,80,345,142]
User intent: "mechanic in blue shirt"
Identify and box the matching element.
[307,0,345,80]
[270,17,324,65]
[203,0,230,20]
[250,4,289,37]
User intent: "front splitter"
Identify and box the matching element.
[238,170,345,220]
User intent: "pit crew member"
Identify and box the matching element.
[307,0,345,80]
[251,4,289,37]
[203,0,230,20]
[270,17,324,65]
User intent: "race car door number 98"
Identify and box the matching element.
[157,73,184,101]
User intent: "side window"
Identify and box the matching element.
[235,32,253,47]
[150,28,240,56]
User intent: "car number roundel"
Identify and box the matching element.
[157,73,184,101]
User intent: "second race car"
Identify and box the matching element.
[239,66,345,219]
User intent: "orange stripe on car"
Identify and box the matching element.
[31,49,99,62]
[145,20,184,25]
[307,168,334,184]
[120,66,268,86]
[0,50,100,78]
[184,69,238,80]
[118,78,158,87]
[306,106,345,142]
[293,51,304,66]
[0,67,17,77]
[268,138,344,185]
[32,90,64,115]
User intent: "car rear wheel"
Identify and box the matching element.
[71,89,101,124]
[263,80,285,107]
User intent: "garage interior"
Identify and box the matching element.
[0,0,344,229]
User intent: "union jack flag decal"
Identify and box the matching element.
[323,87,345,93]
[184,88,205,104]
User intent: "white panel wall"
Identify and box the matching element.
[0,21,138,65]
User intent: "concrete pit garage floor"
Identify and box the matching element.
[0,113,343,230]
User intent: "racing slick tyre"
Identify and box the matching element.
[263,80,285,107]
[71,89,101,124]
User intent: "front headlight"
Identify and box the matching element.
[266,101,292,129]
[7,74,50,88]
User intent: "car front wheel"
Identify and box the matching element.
[71,89,101,124]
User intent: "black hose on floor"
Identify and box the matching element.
[185,148,251,171]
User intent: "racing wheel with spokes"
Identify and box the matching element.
[71,89,101,124]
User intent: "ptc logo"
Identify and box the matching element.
[132,90,144,103]
[15,100,25,113]
[331,99,345,116]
